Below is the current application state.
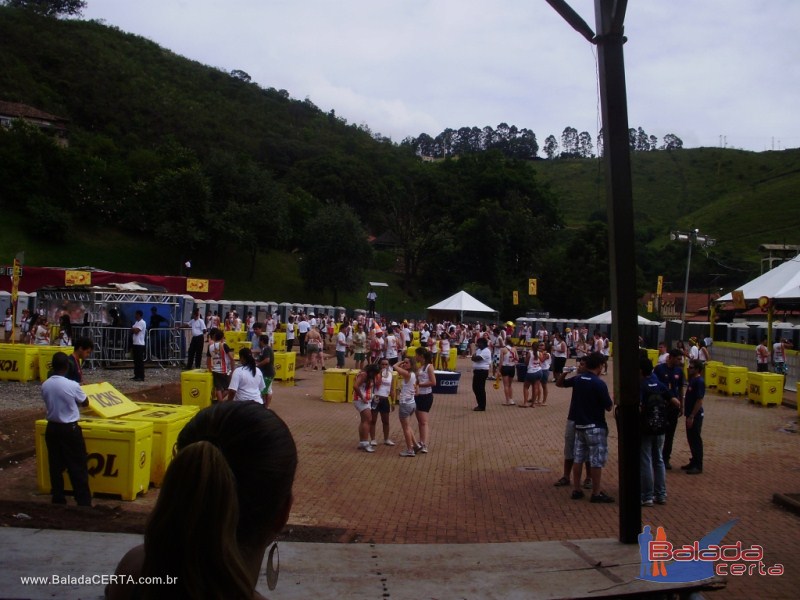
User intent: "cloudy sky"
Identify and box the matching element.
[83,0,799,152]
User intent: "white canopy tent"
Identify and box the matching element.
[717,257,800,302]
[427,291,497,322]
[585,310,659,325]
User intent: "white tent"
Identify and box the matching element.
[428,291,497,321]
[718,257,800,302]
[585,310,659,325]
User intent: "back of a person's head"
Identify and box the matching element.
[585,352,604,370]
[639,357,654,376]
[142,402,297,599]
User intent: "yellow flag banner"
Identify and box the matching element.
[65,270,91,286]
[512,291,519,306]
[187,278,209,293]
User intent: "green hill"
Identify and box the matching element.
[1,6,798,318]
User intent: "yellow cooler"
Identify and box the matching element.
[746,372,784,406]
[273,332,287,352]
[122,404,196,486]
[0,344,39,382]
[322,368,348,402]
[38,346,72,382]
[705,360,723,388]
[273,351,296,381]
[181,369,214,409]
[717,365,747,396]
[36,417,153,501]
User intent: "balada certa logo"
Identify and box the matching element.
[638,520,784,582]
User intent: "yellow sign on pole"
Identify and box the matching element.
[10,258,21,344]
[528,278,538,296]
[512,291,519,306]
[647,300,653,313]
[656,275,663,296]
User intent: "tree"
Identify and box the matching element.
[663,133,684,150]
[4,0,86,17]
[543,135,558,160]
[560,127,578,157]
[578,131,594,158]
[300,204,373,304]
[230,69,251,83]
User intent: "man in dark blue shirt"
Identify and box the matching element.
[683,360,706,474]
[557,352,614,503]
[640,358,679,506]
[653,349,684,469]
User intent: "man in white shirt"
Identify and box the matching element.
[185,308,207,370]
[42,352,92,506]
[131,310,147,381]
[335,325,350,368]
[471,337,492,411]
[297,315,311,356]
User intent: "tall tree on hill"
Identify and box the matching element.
[4,0,86,17]
[578,131,594,158]
[560,127,579,157]
[543,135,558,159]
[299,204,373,304]
[663,133,684,150]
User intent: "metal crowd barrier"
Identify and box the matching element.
[73,326,185,369]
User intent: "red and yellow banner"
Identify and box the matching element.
[65,270,92,286]
[187,278,209,293]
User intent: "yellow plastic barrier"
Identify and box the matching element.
[38,346,72,382]
[646,349,659,367]
[322,368,348,402]
[346,369,361,403]
[273,351,296,381]
[0,344,39,382]
[704,361,723,388]
[180,369,214,409]
[746,372,784,406]
[123,404,196,486]
[35,417,153,501]
[717,365,747,396]
[273,332,287,352]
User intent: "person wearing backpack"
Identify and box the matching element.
[639,358,679,507]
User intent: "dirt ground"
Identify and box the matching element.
[0,383,346,543]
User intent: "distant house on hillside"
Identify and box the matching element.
[642,291,720,321]
[0,101,69,147]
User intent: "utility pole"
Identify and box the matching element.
[545,0,640,544]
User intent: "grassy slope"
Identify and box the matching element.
[533,147,800,262]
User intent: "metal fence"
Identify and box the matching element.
[73,326,186,369]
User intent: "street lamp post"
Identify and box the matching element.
[670,229,716,341]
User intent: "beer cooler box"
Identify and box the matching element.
[181,369,214,409]
[0,344,39,382]
[322,368,348,402]
[746,372,784,406]
[122,403,199,486]
[38,346,72,382]
[717,365,748,396]
[35,417,153,501]
[273,351,296,381]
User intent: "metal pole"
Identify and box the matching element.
[593,0,640,544]
[679,237,693,341]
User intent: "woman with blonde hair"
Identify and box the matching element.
[106,401,297,599]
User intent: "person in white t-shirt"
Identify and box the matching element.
[335,325,349,368]
[131,310,147,381]
[384,326,400,366]
[227,348,266,404]
[471,337,492,411]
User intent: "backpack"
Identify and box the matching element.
[641,390,670,435]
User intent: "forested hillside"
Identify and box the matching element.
[1,6,798,319]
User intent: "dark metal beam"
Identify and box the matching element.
[544,0,596,43]
[593,0,641,544]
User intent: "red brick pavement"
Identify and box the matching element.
[276,358,799,599]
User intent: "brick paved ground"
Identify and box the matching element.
[276,358,799,599]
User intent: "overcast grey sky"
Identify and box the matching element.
[83,0,800,152]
